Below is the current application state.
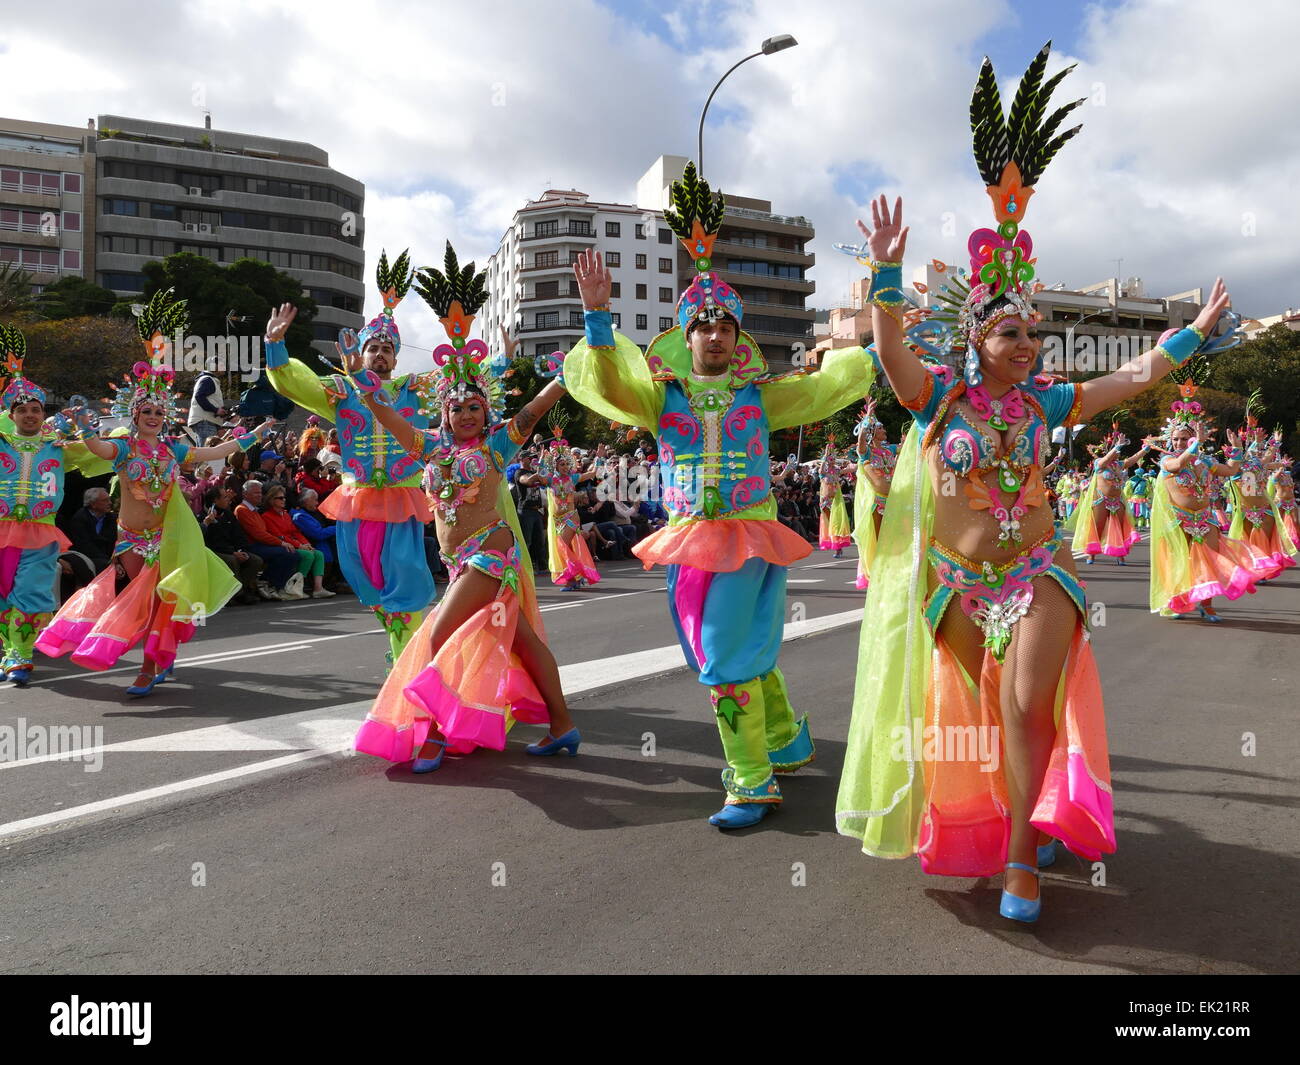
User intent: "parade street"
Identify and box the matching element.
[1,541,1295,975]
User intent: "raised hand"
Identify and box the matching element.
[266,302,298,342]
[1191,278,1231,338]
[500,325,519,361]
[573,249,611,311]
[335,328,362,373]
[855,195,909,263]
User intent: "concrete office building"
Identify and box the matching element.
[0,117,95,289]
[484,155,816,371]
[93,114,364,355]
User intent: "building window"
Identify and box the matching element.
[635,314,647,330]
[606,251,621,268]
[150,202,176,221]
[62,249,81,270]
[611,312,621,328]
[659,229,674,244]
[659,286,672,302]
[63,173,82,194]
[568,250,582,265]
[537,311,559,328]
[535,280,559,299]
[535,220,558,237]
[605,221,621,237]
[635,223,645,239]
[635,253,646,269]
[658,257,672,272]
[535,251,559,267]
[569,310,584,327]
[62,211,81,232]
[610,281,621,298]
[635,283,647,300]
[568,221,591,236]
[98,271,147,291]
[104,199,139,216]
[659,316,673,331]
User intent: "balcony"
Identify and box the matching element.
[520,261,579,275]
[723,205,813,228]
[713,239,814,267]
[519,322,584,335]
[521,227,597,242]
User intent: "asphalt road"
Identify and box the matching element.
[0,539,1296,975]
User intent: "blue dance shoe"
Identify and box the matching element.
[999,862,1042,923]
[1197,604,1223,623]
[125,671,162,697]
[1084,557,1094,565]
[1117,558,1126,566]
[525,728,581,757]
[1037,840,1057,868]
[708,802,773,830]
[155,664,175,684]
[412,738,447,773]
[8,665,32,688]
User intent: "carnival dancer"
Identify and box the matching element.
[818,439,852,558]
[1269,452,1298,546]
[1149,386,1277,622]
[565,164,876,829]
[262,251,438,665]
[36,291,275,695]
[519,414,601,591]
[834,42,1236,921]
[1227,417,1297,575]
[852,397,895,590]
[1126,463,1154,530]
[0,327,111,685]
[1057,466,1082,523]
[1073,425,1150,565]
[350,243,576,772]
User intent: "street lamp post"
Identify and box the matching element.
[1063,310,1106,463]
[697,34,798,178]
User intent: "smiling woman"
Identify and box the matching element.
[836,42,1235,925]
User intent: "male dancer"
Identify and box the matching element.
[566,164,875,828]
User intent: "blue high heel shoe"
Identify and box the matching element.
[1037,840,1057,868]
[1197,604,1223,623]
[1117,557,1126,566]
[708,802,773,829]
[525,728,581,756]
[155,664,174,684]
[7,665,32,688]
[412,738,447,773]
[1084,557,1094,565]
[125,670,163,697]
[1000,862,1042,923]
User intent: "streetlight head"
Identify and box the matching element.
[761,34,798,54]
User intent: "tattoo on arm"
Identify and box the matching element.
[514,406,539,434]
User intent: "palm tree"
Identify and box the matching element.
[0,262,39,317]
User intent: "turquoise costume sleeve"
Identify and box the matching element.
[565,321,665,432]
[1037,382,1081,432]
[761,347,876,432]
[264,339,339,422]
[903,370,950,427]
[169,437,192,465]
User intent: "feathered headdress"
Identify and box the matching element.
[107,288,188,422]
[664,162,744,334]
[413,242,503,424]
[1,324,45,410]
[539,409,577,474]
[883,43,1083,385]
[357,249,414,355]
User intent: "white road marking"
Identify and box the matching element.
[786,579,825,584]
[0,608,863,841]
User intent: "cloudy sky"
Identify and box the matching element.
[2,0,1296,366]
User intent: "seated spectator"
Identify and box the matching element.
[235,480,299,597]
[263,485,332,599]
[292,489,349,592]
[294,457,339,502]
[201,485,266,605]
[66,487,117,573]
[317,429,340,468]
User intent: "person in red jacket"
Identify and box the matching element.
[293,457,339,501]
[234,480,299,596]
[262,484,332,598]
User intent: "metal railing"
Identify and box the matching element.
[724,204,812,227]
[0,180,61,197]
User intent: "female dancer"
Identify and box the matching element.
[1149,394,1277,622]
[852,399,895,590]
[519,421,601,591]
[1057,465,1082,524]
[835,42,1235,922]
[818,439,852,558]
[1229,426,1297,575]
[1269,451,1298,546]
[350,244,577,772]
[37,291,275,695]
[1074,428,1151,565]
[1126,463,1154,531]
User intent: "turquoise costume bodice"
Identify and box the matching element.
[334,381,430,489]
[0,431,66,523]
[656,379,769,520]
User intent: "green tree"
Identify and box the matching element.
[19,315,141,404]
[1204,323,1300,453]
[36,276,119,319]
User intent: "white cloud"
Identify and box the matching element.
[1,0,1295,383]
